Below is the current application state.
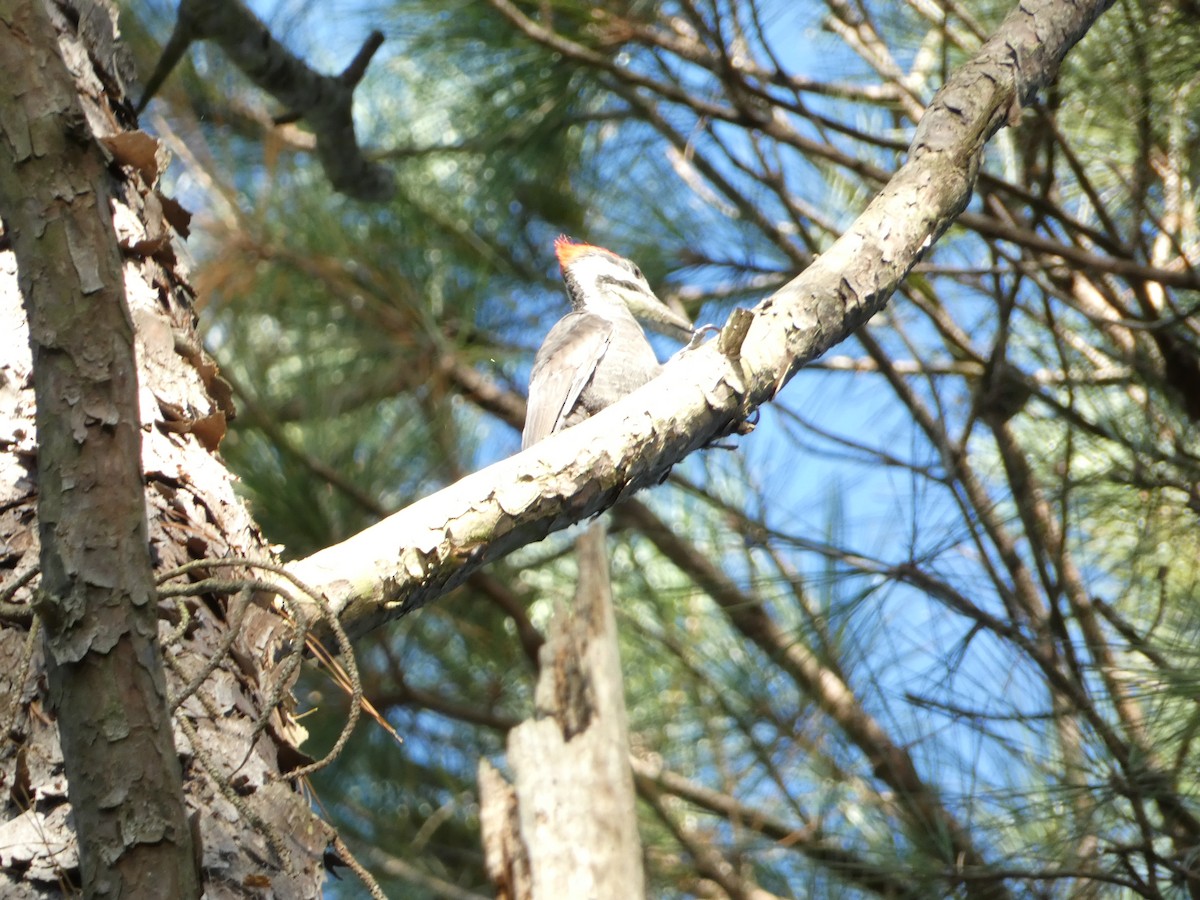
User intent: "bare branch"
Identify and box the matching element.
[139,0,393,200]
[288,0,1115,640]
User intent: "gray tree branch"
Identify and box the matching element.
[139,0,393,200]
[288,0,1115,635]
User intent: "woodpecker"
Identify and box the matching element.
[522,236,694,449]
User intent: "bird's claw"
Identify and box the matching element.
[684,323,721,351]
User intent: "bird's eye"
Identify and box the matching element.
[632,265,644,281]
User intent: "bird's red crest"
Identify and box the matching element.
[554,235,610,270]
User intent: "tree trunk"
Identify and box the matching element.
[0,0,196,892]
[0,1,328,895]
[480,522,644,898]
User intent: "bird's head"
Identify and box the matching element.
[554,236,694,340]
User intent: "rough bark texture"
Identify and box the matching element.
[0,0,196,893]
[479,523,644,899]
[0,1,329,896]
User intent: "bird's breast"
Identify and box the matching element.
[576,317,661,416]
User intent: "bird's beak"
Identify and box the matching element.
[625,291,695,341]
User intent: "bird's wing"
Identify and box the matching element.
[522,311,613,449]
